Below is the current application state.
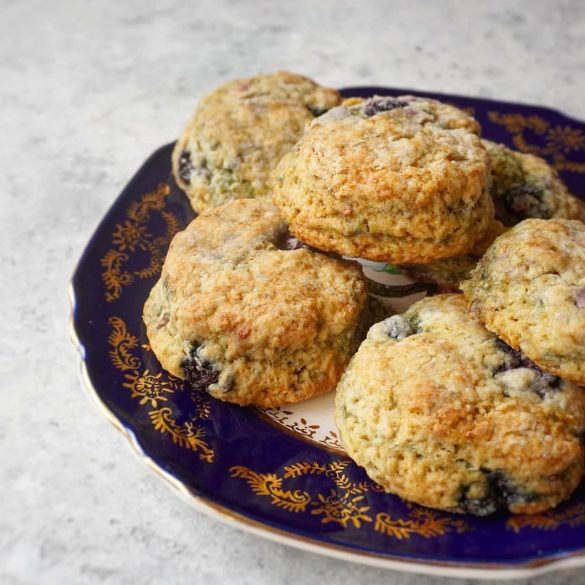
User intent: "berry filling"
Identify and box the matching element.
[181,346,220,393]
[177,151,212,186]
[499,182,550,224]
[494,339,561,398]
[178,150,194,184]
[362,96,407,117]
[458,470,537,515]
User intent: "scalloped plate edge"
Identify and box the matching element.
[68,279,585,580]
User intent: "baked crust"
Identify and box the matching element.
[143,198,368,407]
[336,294,585,515]
[272,96,494,263]
[172,71,341,212]
[462,218,585,385]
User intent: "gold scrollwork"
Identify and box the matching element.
[230,467,311,512]
[374,508,470,540]
[101,183,181,302]
[149,407,214,463]
[107,316,214,463]
[507,503,585,533]
[488,111,585,173]
[108,316,140,371]
[231,460,470,538]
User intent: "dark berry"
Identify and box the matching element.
[458,470,537,515]
[494,338,561,398]
[494,338,523,370]
[177,151,213,185]
[178,150,193,184]
[181,346,219,393]
[489,470,538,507]
[498,183,550,224]
[363,96,406,117]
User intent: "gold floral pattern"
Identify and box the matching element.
[101,183,181,301]
[231,460,472,538]
[312,491,371,528]
[230,467,311,512]
[107,316,214,463]
[149,407,214,463]
[488,111,585,173]
[108,316,141,371]
[122,370,176,407]
[507,503,585,533]
[547,125,585,154]
[375,509,469,540]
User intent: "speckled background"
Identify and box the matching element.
[2,0,585,583]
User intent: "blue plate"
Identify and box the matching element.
[70,87,585,579]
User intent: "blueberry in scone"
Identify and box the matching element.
[143,198,368,407]
[172,71,341,213]
[461,218,585,386]
[335,294,585,515]
[272,95,494,264]
[483,140,585,225]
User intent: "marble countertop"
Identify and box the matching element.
[2,0,585,583]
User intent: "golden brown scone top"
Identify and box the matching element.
[272,95,494,264]
[462,218,585,385]
[172,71,341,213]
[336,294,585,515]
[143,198,368,407]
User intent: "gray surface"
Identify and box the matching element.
[2,0,585,583]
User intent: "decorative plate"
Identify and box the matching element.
[70,87,585,579]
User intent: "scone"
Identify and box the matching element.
[336,294,585,515]
[401,139,585,289]
[461,219,585,385]
[272,95,494,264]
[484,140,585,225]
[143,198,368,407]
[172,71,341,213]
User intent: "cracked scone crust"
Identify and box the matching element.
[272,95,494,263]
[172,71,341,213]
[335,294,585,515]
[484,140,585,225]
[143,198,368,407]
[401,139,585,290]
[462,219,585,385]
